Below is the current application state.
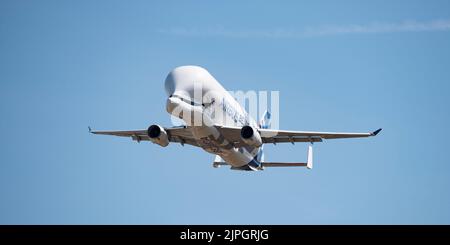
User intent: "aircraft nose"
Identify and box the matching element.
[165,66,195,97]
[166,96,180,114]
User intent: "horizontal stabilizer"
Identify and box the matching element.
[261,162,307,167]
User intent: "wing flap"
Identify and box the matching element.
[215,125,381,145]
[259,128,379,139]
[262,136,322,144]
[90,129,148,138]
[90,126,199,146]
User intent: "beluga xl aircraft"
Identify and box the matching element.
[90,65,381,171]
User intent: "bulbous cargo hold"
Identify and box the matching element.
[164,65,227,102]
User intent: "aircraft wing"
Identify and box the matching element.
[89,126,199,146]
[215,125,382,145]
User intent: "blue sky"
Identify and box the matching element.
[1,0,450,224]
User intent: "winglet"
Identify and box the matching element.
[371,128,382,136]
[88,126,92,133]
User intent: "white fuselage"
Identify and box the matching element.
[164,65,259,168]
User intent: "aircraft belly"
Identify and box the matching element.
[191,126,230,153]
[220,147,260,167]
[190,126,257,167]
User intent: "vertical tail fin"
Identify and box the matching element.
[307,144,313,169]
[259,110,271,129]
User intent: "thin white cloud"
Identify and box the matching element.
[158,19,450,38]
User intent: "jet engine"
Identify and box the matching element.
[147,124,169,147]
[240,125,262,147]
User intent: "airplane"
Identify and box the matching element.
[90,65,381,171]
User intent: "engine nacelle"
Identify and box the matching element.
[240,126,262,147]
[147,124,169,147]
